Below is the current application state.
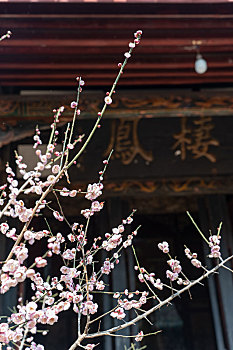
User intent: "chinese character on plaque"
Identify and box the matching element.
[104,118,153,165]
[172,115,219,163]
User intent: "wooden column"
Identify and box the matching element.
[198,195,233,350]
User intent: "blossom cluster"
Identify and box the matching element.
[209,234,221,258]
[185,247,202,268]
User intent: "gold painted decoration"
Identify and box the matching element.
[104,118,154,165]
[119,96,182,109]
[106,180,158,193]
[103,177,233,195]
[0,100,20,116]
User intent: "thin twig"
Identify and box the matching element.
[186,211,209,244]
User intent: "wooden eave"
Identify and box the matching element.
[0,2,233,89]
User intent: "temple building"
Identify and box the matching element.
[0,1,233,349]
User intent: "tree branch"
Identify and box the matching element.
[85,255,233,339]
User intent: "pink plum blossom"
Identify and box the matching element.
[158,241,169,253]
[135,330,144,342]
[85,183,103,201]
[104,96,112,105]
[110,307,126,320]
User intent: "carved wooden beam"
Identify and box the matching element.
[1,91,233,123]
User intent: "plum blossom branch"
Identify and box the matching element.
[66,30,142,170]
[3,30,142,263]
[84,254,233,340]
